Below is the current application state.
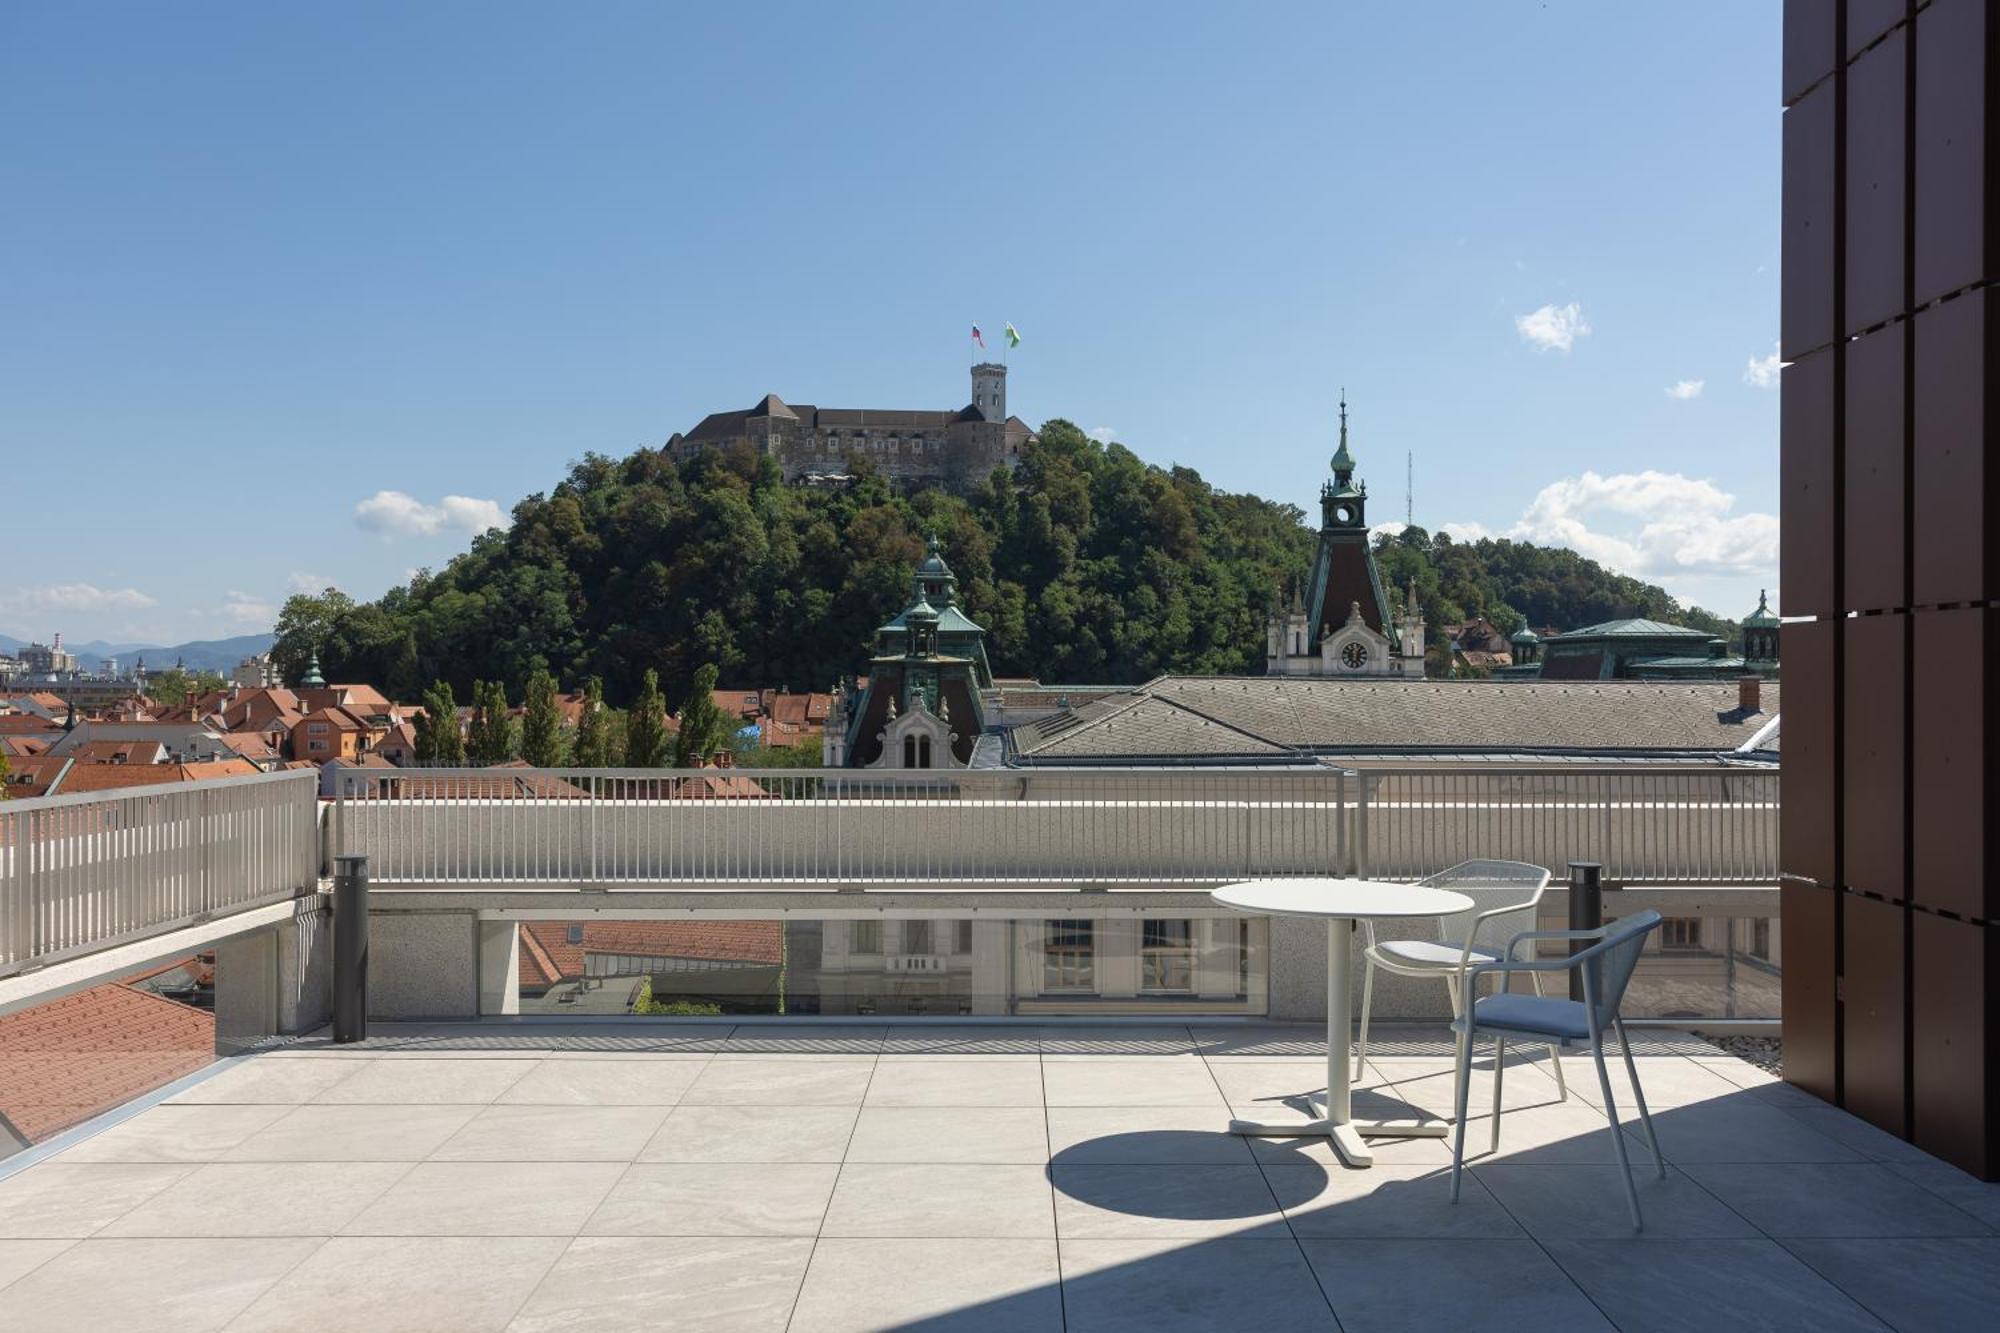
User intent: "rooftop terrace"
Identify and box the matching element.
[1,1021,1993,1331]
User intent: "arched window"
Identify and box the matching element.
[903,736,917,768]
[917,735,933,768]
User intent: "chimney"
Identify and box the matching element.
[1738,674,1761,714]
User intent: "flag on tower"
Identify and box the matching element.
[1004,323,1021,348]
[970,325,985,349]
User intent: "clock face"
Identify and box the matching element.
[1340,642,1368,670]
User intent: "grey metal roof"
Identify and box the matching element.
[1006,676,1781,764]
[1547,618,1713,641]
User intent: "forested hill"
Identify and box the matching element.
[272,421,1738,708]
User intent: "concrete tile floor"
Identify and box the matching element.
[0,1022,1995,1331]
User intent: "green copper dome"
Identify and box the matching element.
[1742,589,1779,628]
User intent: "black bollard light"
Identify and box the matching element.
[1566,861,1603,1004]
[333,853,369,1043]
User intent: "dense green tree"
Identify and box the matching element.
[624,669,670,767]
[572,676,612,767]
[520,669,566,767]
[672,663,732,768]
[0,746,10,800]
[468,680,514,763]
[143,668,226,710]
[414,680,464,764]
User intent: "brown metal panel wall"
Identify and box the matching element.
[1842,614,1907,897]
[1911,291,1992,606]
[1911,911,1996,1175]
[1843,323,1907,611]
[1782,621,1840,888]
[1847,28,1908,334]
[1911,606,1990,919]
[1787,0,1841,105]
[1783,879,1841,1101]
[1913,0,1992,306]
[1784,81,1841,359]
[1783,349,1840,617]
[1842,892,1909,1134]
[1848,0,1912,57]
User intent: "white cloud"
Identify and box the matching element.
[1515,302,1590,352]
[1744,342,1782,389]
[219,591,277,626]
[1665,379,1705,400]
[353,490,509,539]
[1508,470,1777,581]
[1088,426,1118,444]
[287,571,336,594]
[1372,519,1492,544]
[3,582,158,612]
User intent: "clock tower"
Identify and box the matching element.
[1266,394,1426,679]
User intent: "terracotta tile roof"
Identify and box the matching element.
[0,981,214,1146]
[0,716,61,735]
[1,734,53,757]
[518,920,784,989]
[713,688,766,720]
[1,755,69,799]
[217,732,281,762]
[70,740,167,765]
[48,758,258,794]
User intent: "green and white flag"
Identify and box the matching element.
[1004,322,1021,348]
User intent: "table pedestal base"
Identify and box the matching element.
[1227,1112,1451,1167]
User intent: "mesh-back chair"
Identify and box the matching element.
[1354,860,1562,1098]
[1449,909,1666,1230]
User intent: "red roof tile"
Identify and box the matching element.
[0,982,214,1146]
[518,920,783,989]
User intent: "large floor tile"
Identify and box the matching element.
[509,1236,813,1332]
[1473,1164,1758,1239]
[1547,1238,1888,1332]
[789,1238,1063,1332]
[845,1106,1049,1163]
[876,1025,1040,1057]
[222,1103,482,1161]
[314,1058,537,1105]
[679,1058,875,1106]
[1041,1058,1226,1108]
[821,1163,1055,1237]
[639,1104,858,1163]
[583,1162,838,1236]
[496,1058,703,1106]
[1059,1237,1336,1331]
[228,1234,567,1332]
[1302,1237,1611,1331]
[431,1104,670,1161]
[1039,1025,1195,1056]
[1682,1162,1994,1238]
[1780,1105,1939,1164]
[1051,1163,1288,1239]
[1233,1113,1453,1168]
[0,1162,191,1238]
[1190,1025,1336,1058]
[1892,1160,2000,1229]
[102,1161,411,1237]
[57,1103,293,1162]
[0,1237,76,1289]
[167,1056,370,1105]
[721,1026,884,1054]
[1267,1162,1525,1239]
[0,1236,321,1333]
[1636,1100,1863,1164]
[1451,1100,1632,1167]
[862,1058,1046,1107]
[1046,1106,1255,1164]
[1205,1058,1336,1108]
[1556,1054,1746,1111]
[1785,1237,2000,1332]
[343,1160,626,1236]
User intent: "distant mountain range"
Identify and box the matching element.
[0,631,275,676]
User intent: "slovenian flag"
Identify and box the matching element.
[971,325,985,348]
[1005,323,1021,348]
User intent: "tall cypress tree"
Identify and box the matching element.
[624,669,669,767]
[672,663,732,767]
[415,680,464,765]
[521,669,565,767]
[573,676,611,767]
[468,680,514,763]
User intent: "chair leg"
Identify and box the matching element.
[1590,1036,1644,1231]
[1528,971,1568,1101]
[1451,1019,1475,1202]
[1354,960,1377,1084]
[1490,1037,1507,1154]
[1615,1018,1665,1179]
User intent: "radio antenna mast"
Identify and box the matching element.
[1406,451,1413,527]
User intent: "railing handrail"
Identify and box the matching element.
[0,765,317,815]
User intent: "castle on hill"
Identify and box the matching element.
[666,364,1034,494]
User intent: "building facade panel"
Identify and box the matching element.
[1840,889,1909,1135]
[1911,290,1992,606]
[1841,612,1906,898]
[1780,877,1840,1101]
[1846,27,1908,335]
[1782,348,1839,616]
[1843,321,1907,611]
[1911,910,1996,1171]
[1782,79,1839,358]
[1780,620,1839,887]
[1910,604,1989,919]
[1913,0,1993,305]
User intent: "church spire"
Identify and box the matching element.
[1330,389,1356,481]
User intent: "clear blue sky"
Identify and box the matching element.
[0,2,1782,648]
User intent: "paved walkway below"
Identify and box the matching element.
[0,1022,1995,1331]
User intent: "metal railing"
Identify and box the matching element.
[329,763,1777,889]
[0,769,320,978]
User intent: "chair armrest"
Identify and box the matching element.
[1460,956,1582,1017]
[1502,926,1607,962]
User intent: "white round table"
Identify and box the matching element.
[1212,877,1475,1167]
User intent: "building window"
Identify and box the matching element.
[1043,920,1095,992]
[954,920,973,955]
[1141,919,1197,992]
[309,740,326,752]
[902,736,917,768]
[566,924,584,945]
[1749,918,1773,961]
[917,734,932,768]
[904,920,934,955]
[1660,917,1702,951]
[851,921,881,954]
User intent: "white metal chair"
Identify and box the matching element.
[1353,859,1564,1100]
[1450,909,1666,1229]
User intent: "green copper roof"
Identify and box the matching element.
[879,604,986,636]
[1547,618,1711,641]
[1741,589,1779,627]
[299,650,325,687]
[1329,393,1356,476]
[1509,626,1540,644]
[917,532,951,576]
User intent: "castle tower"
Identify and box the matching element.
[970,363,1007,422]
[1742,589,1780,665]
